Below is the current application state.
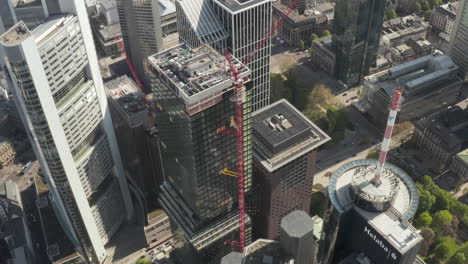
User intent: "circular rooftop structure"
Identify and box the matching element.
[328,159,419,220]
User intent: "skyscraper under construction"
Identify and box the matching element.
[148,44,253,263]
[176,0,272,111]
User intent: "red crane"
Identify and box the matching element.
[223,0,303,252]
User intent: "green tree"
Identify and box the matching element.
[421,0,431,10]
[434,237,460,262]
[322,30,331,37]
[448,253,466,264]
[366,151,379,159]
[431,0,442,7]
[433,192,451,211]
[419,227,435,255]
[415,211,433,227]
[387,9,397,19]
[311,33,319,42]
[424,9,433,20]
[136,258,152,264]
[431,210,453,230]
[310,192,327,217]
[299,40,305,50]
[414,2,422,12]
[384,14,388,21]
[417,186,436,215]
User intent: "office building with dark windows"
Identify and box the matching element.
[250,99,330,240]
[319,159,422,264]
[450,0,468,81]
[148,44,253,264]
[362,54,462,126]
[116,0,163,89]
[176,0,272,110]
[333,0,386,87]
[0,1,134,263]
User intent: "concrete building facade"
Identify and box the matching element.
[272,1,334,46]
[450,148,468,180]
[116,0,163,89]
[250,99,330,240]
[431,2,458,35]
[413,106,468,168]
[0,2,133,262]
[450,0,468,81]
[310,36,335,76]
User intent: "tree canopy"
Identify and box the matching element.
[311,33,319,42]
[321,30,331,37]
[299,40,305,49]
[424,10,433,20]
[387,9,397,19]
[431,210,453,230]
[415,211,432,227]
[414,2,422,12]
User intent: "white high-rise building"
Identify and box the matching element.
[0,1,133,263]
[450,0,468,82]
[176,0,272,111]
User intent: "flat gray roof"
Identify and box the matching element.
[253,99,330,171]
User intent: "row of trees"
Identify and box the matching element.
[413,0,445,19]
[298,30,332,49]
[413,176,468,264]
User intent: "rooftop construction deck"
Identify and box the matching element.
[105,76,148,127]
[148,44,250,115]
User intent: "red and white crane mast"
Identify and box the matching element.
[371,87,404,186]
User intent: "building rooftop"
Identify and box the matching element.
[176,0,227,43]
[221,252,244,264]
[213,0,272,14]
[0,21,31,47]
[31,15,76,45]
[105,76,148,127]
[329,160,422,253]
[329,159,419,220]
[365,54,460,97]
[382,15,428,41]
[148,44,250,115]
[280,210,314,238]
[456,148,468,164]
[435,2,458,17]
[160,0,176,17]
[243,239,292,264]
[11,0,41,7]
[273,1,333,24]
[91,15,121,42]
[253,99,330,171]
[417,106,468,151]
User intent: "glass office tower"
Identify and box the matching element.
[333,0,386,87]
[148,44,253,263]
[450,0,468,82]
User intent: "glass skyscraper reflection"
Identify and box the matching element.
[148,44,253,263]
[333,0,386,87]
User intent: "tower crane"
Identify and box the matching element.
[223,0,304,252]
